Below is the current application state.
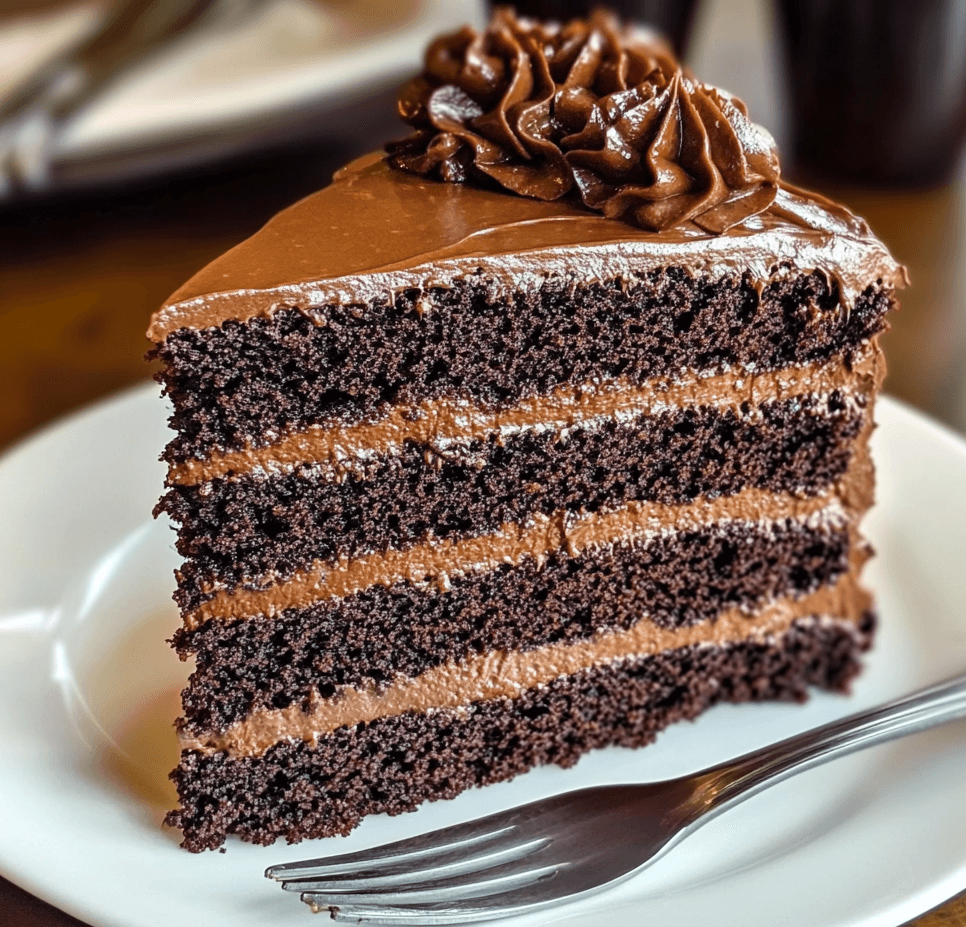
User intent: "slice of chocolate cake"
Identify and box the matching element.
[149,10,906,852]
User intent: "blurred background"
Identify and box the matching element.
[0,0,965,923]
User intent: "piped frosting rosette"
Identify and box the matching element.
[388,8,781,233]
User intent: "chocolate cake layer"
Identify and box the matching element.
[164,390,868,608]
[181,569,871,758]
[183,463,871,628]
[155,269,892,463]
[168,614,874,851]
[181,569,870,758]
[176,517,852,736]
[165,347,881,487]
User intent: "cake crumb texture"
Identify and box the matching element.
[167,615,873,852]
[176,520,852,735]
[155,271,892,463]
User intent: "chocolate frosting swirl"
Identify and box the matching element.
[387,8,781,233]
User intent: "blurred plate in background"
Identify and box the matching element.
[0,0,484,193]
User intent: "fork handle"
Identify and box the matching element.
[682,670,966,824]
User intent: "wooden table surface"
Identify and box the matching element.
[0,129,965,926]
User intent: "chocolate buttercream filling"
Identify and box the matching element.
[148,154,906,341]
[183,427,874,631]
[181,569,870,758]
[168,344,883,486]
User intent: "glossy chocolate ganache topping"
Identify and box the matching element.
[388,8,781,233]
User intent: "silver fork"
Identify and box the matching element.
[266,671,966,924]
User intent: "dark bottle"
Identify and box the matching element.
[775,0,966,186]
[494,1,700,56]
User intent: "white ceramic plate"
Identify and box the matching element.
[0,385,964,927]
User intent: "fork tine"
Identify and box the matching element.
[266,823,516,882]
[267,787,611,884]
[279,836,548,892]
[301,863,561,923]
[321,901,544,927]
[300,860,558,903]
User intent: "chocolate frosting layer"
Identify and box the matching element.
[388,9,780,233]
[149,154,905,341]
[182,432,874,630]
[167,344,882,486]
[180,570,871,758]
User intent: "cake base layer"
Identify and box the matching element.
[167,613,874,852]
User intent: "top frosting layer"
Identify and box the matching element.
[150,10,906,342]
[387,8,781,234]
[150,151,905,341]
